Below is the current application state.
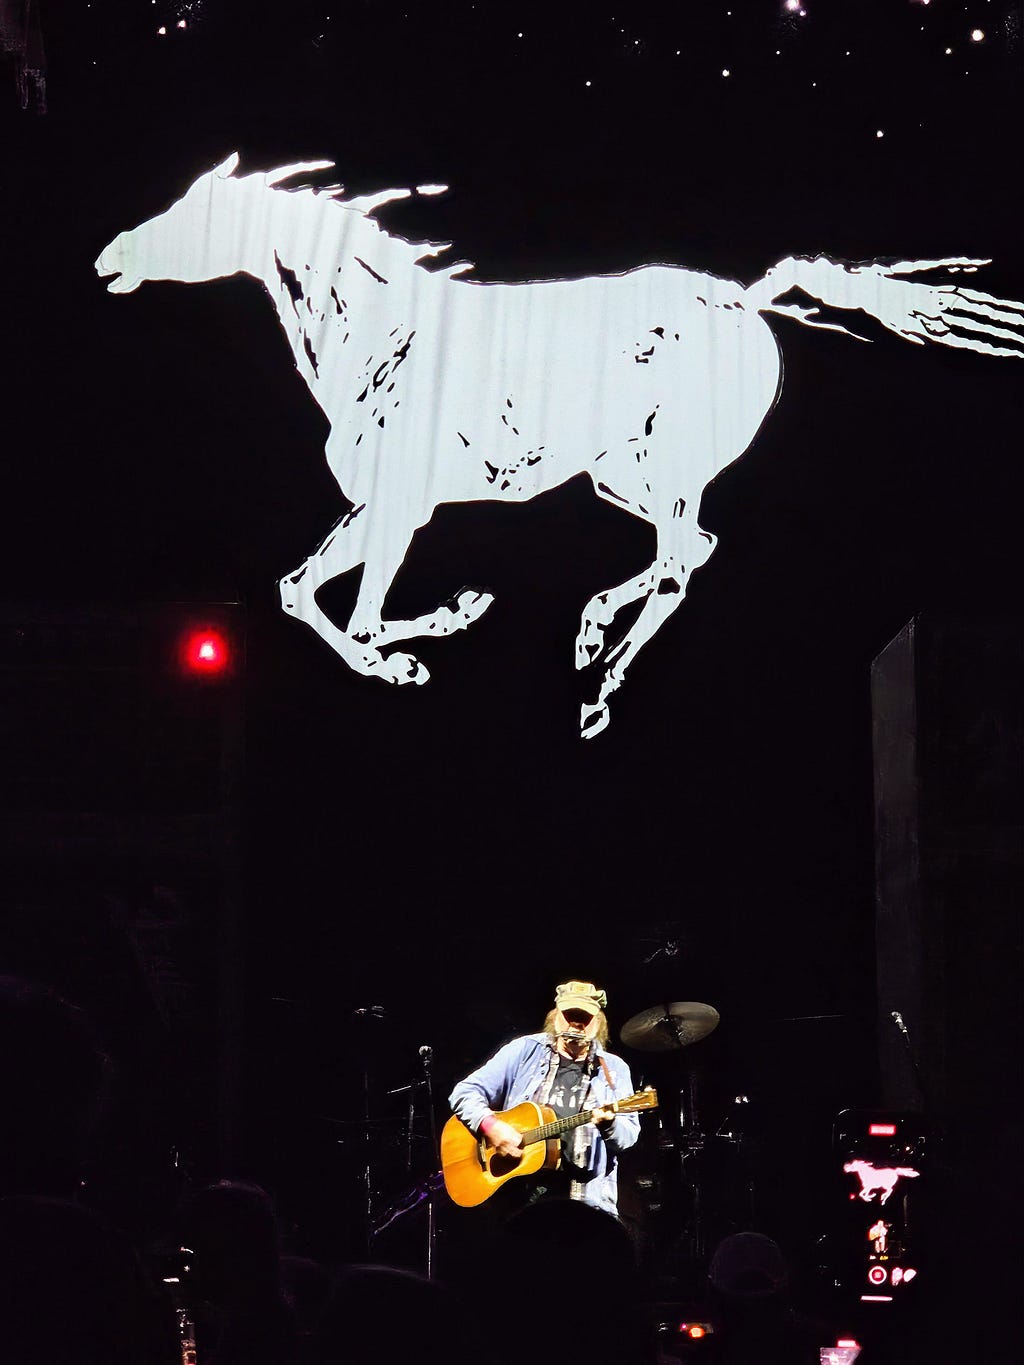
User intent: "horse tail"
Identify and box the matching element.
[750,254,1024,360]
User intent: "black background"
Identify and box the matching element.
[2,0,1021,1265]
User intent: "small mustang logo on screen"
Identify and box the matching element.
[844,1159,920,1204]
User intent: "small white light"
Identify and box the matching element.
[876,129,884,138]
[585,80,592,87]
[945,47,953,54]
[157,25,166,34]
[971,28,984,42]
[722,68,730,77]
[177,18,186,27]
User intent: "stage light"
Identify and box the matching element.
[181,628,231,675]
[822,1344,862,1365]
[868,1265,888,1285]
[869,1123,896,1136]
[678,1322,712,1339]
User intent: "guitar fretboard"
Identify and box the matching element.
[520,1107,607,1147]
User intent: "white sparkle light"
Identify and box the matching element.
[876,129,884,138]
[970,28,984,41]
[784,0,800,9]
[722,68,730,77]
[157,25,166,34]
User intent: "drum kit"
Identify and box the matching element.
[618,999,756,1272]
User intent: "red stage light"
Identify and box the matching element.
[678,1323,711,1339]
[181,628,230,674]
[869,1123,897,1136]
[868,1266,888,1285]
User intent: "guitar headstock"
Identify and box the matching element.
[617,1086,658,1114]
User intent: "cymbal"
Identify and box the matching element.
[620,1002,720,1052]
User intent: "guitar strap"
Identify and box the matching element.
[533,1047,562,1107]
[535,1045,617,1202]
[597,1053,617,1096]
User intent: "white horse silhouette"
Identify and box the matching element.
[96,153,1024,735]
[844,1159,920,1205]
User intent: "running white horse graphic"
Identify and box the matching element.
[844,1160,920,1205]
[96,153,1024,735]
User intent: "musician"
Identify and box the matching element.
[448,980,640,1215]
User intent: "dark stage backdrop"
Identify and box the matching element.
[2,0,1021,1261]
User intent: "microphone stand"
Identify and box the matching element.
[420,1046,439,1280]
[381,1045,440,1279]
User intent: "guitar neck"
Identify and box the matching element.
[520,1105,608,1147]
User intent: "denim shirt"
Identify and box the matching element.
[448,1032,640,1216]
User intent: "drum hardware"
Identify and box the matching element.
[371,1170,444,1237]
[353,1003,389,1257]
[620,1000,761,1266]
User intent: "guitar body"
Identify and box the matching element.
[441,1102,560,1208]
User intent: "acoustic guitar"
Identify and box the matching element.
[441,1088,658,1207]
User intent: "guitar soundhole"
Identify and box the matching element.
[489,1152,522,1179]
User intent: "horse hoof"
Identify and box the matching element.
[574,623,603,670]
[580,703,610,738]
[380,651,430,685]
[453,589,495,623]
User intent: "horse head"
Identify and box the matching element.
[94,152,336,294]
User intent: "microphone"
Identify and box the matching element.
[891,1010,908,1035]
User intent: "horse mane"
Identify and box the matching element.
[263,169,477,281]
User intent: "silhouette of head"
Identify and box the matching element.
[708,1231,789,1300]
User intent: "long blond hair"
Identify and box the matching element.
[543,1007,610,1049]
